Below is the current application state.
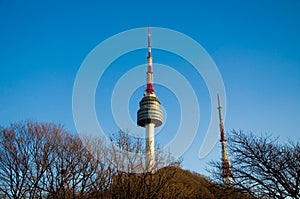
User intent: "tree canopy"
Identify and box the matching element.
[210,130,300,199]
[0,121,254,199]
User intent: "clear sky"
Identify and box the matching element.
[1,0,300,175]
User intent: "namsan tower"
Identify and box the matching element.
[217,94,234,186]
[137,27,163,172]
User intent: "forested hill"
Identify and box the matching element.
[108,166,252,199]
[0,122,253,198]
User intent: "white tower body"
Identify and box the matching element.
[137,27,163,172]
[145,123,155,170]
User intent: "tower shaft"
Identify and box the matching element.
[145,123,155,171]
[217,94,234,186]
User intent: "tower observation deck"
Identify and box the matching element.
[137,95,162,127]
[137,27,163,172]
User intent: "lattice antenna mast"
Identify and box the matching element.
[217,94,234,186]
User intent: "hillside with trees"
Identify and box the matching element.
[0,121,298,198]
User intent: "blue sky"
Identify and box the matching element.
[1,0,300,174]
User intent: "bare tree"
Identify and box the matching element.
[42,130,94,198]
[26,122,61,198]
[209,130,300,199]
[107,130,182,199]
[0,122,32,198]
[0,122,63,198]
[80,136,112,198]
[0,122,184,198]
[0,122,112,198]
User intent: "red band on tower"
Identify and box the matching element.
[146,84,154,93]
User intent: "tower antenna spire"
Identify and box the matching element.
[146,26,154,93]
[218,94,226,142]
[148,25,151,57]
[217,94,234,186]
